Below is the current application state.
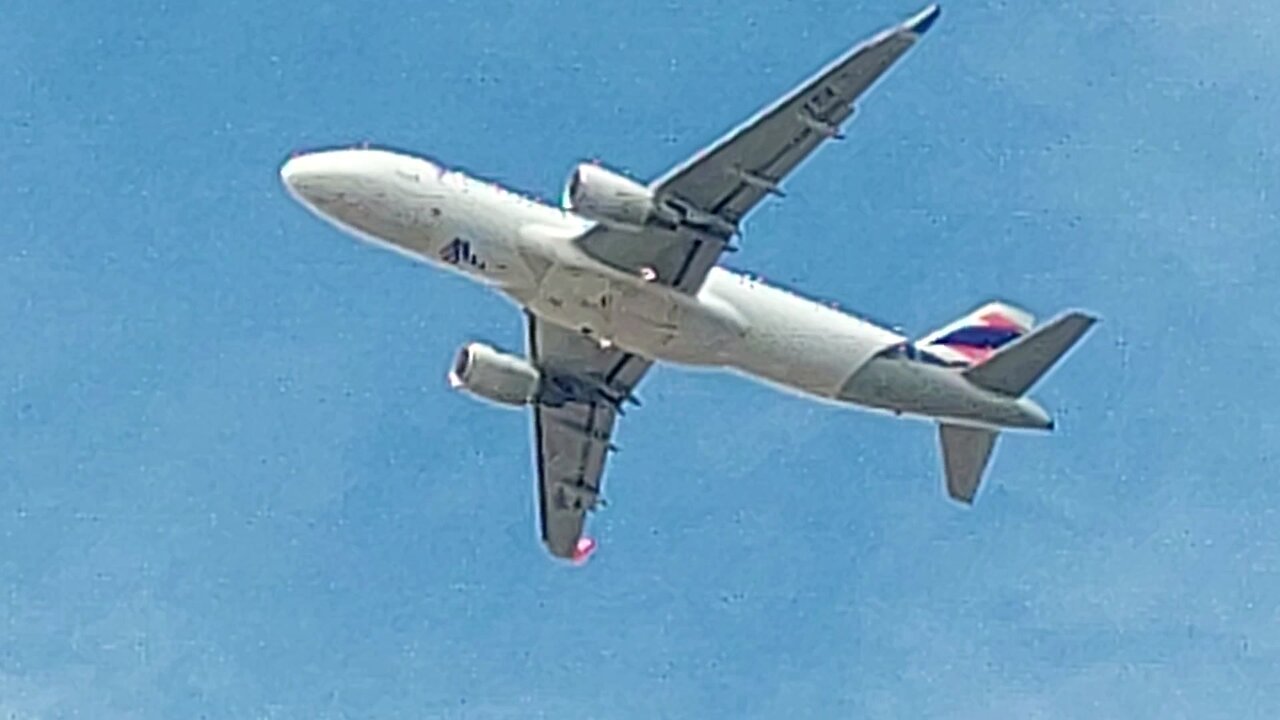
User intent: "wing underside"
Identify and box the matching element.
[527,314,652,559]
[649,6,937,225]
[574,5,940,295]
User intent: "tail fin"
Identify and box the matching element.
[963,311,1098,397]
[938,423,998,503]
[916,301,1035,367]
[934,309,1097,504]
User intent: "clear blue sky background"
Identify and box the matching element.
[3,0,1277,717]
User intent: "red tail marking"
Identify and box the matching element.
[979,312,1026,332]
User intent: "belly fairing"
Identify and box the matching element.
[521,265,904,391]
[521,265,749,365]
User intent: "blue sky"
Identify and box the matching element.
[3,0,1278,717]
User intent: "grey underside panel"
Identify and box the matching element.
[527,314,652,558]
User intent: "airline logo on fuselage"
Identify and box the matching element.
[439,237,487,271]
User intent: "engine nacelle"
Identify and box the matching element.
[448,342,541,407]
[562,163,660,231]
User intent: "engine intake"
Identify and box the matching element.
[448,342,541,406]
[562,163,662,231]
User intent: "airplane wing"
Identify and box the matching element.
[576,4,940,294]
[526,313,653,560]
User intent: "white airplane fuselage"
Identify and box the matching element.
[281,147,1052,431]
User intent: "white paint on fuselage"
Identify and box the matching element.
[280,148,1051,430]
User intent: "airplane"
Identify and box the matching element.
[280,4,1097,563]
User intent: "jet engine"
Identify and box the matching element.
[448,342,541,407]
[562,163,663,231]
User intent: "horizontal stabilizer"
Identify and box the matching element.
[939,423,998,503]
[963,311,1097,397]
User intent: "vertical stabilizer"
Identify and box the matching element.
[938,423,998,503]
[916,301,1035,367]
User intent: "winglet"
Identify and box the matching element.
[905,4,941,36]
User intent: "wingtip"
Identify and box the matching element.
[1064,309,1102,328]
[906,4,941,36]
[571,537,597,565]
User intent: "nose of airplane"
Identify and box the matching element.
[280,148,431,246]
[280,148,417,204]
[279,149,385,238]
[280,150,346,199]
[279,149,393,220]
[278,154,306,187]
